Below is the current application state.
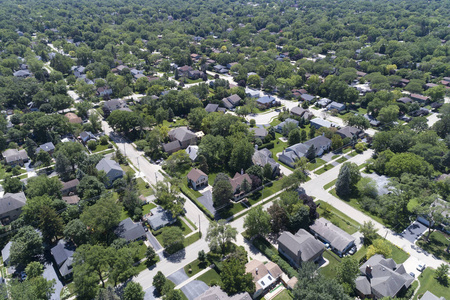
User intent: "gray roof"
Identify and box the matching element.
[186,145,199,161]
[252,149,279,173]
[278,229,324,262]
[51,240,75,266]
[169,127,196,143]
[114,218,146,242]
[301,94,315,101]
[227,94,241,106]
[13,70,31,77]
[309,217,355,253]
[0,192,26,215]
[147,206,176,230]
[276,118,299,131]
[304,136,332,154]
[329,101,345,109]
[96,158,124,175]
[1,241,12,264]
[310,118,338,128]
[61,179,80,191]
[195,286,251,300]
[222,98,234,109]
[356,255,414,299]
[336,126,362,139]
[163,140,181,153]
[290,106,307,117]
[250,127,268,138]
[35,142,55,154]
[205,104,219,113]
[2,149,28,163]
[104,99,127,111]
[420,291,446,300]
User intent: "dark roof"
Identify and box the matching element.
[290,106,307,116]
[187,168,207,182]
[169,127,196,143]
[227,94,241,105]
[51,240,76,266]
[147,206,176,230]
[250,127,268,137]
[115,218,146,242]
[35,142,55,154]
[61,179,80,191]
[301,94,315,101]
[0,192,27,215]
[163,140,181,153]
[304,136,332,153]
[278,229,324,262]
[397,97,412,104]
[205,104,219,113]
[229,173,252,192]
[336,126,362,139]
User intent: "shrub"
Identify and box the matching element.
[99,135,109,145]
[260,142,274,150]
[87,140,97,150]
[355,143,365,153]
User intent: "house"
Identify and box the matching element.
[397,97,412,104]
[277,229,325,268]
[275,118,299,133]
[424,83,438,90]
[51,240,76,279]
[410,94,430,103]
[229,172,253,196]
[61,179,80,196]
[317,98,332,107]
[256,96,275,109]
[303,135,331,156]
[214,65,228,73]
[194,286,251,300]
[336,126,363,140]
[355,255,414,299]
[168,127,197,149]
[13,70,32,78]
[245,259,283,298]
[62,195,80,205]
[178,65,193,77]
[185,145,199,161]
[79,131,96,144]
[300,94,315,102]
[2,149,29,166]
[188,70,204,80]
[227,62,239,69]
[96,86,113,98]
[96,158,125,185]
[364,114,381,127]
[309,217,355,256]
[205,103,219,113]
[419,291,446,300]
[162,140,182,154]
[65,112,82,124]
[417,199,449,228]
[279,143,310,168]
[35,142,55,156]
[115,218,146,242]
[290,106,307,117]
[102,99,130,117]
[328,102,346,111]
[0,192,27,225]
[187,168,208,190]
[250,127,268,139]
[1,242,12,267]
[356,71,367,78]
[310,118,339,129]
[146,206,176,230]
[222,94,242,109]
[252,149,280,178]
[245,88,261,98]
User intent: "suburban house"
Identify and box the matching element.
[300,94,315,102]
[290,107,307,117]
[146,206,176,230]
[245,259,283,298]
[304,135,332,156]
[410,94,430,103]
[79,131,97,144]
[96,86,113,98]
[417,199,449,229]
[309,217,355,256]
[102,99,131,117]
[328,101,346,111]
[185,145,199,161]
[355,255,414,299]
[250,127,268,139]
[213,64,228,73]
[2,149,29,166]
[13,69,32,78]
[229,172,253,198]
[178,65,194,77]
[278,135,331,168]
[256,96,276,109]
[0,192,27,225]
[245,88,261,98]
[114,218,146,242]
[163,141,182,154]
[252,149,280,178]
[194,286,251,300]
[397,97,413,104]
[187,168,208,190]
[316,98,332,108]
[310,118,339,129]
[51,240,76,279]
[35,142,55,156]
[205,103,219,113]
[168,127,197,149]
[65,112,83,124]
[60,179,80,196]
[95,158,125,185]
[419,291,446,300]
[277,229,325,268]
[364,114,381,127]
[336,126,363,140]
[222,94,242,110]
[275,118,299,133]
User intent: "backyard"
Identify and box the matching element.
[413,268,449,300]
[416,231,450,263]
[353,240,410,264]
[319,250,341,279]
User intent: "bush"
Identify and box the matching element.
[355,143,365,153]
[87,140,97,150]
[99,135,109,145]
[260,142,274,150]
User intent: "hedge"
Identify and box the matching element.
[252,236,297,278]
[260,142,274,150]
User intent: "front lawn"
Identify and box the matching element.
[307,158,326,171]
[136,177,153,197]
[142,202,157,215]
[183,233,201,247]
[197,268,221,286]
[162,118,188,128]
[320,250,341,279]
[416,231,450,263]
[92,143,110,153]
[354,240,409,264]
[121,163,135,175]
[184,258,208,277]
[154,218,194,244]
[336,157,347,163]
[316,200,360,234]
[414,268,450,300]
[314,164,334,175]
[323,179,337,190]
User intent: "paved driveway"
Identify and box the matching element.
[401,221,428,244]
[167,269,189,286]
[144,286,159,300]
[196,190,216,216]
[42,262,63,300]
[180,280,209,300]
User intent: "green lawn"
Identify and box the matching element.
[135,255,160,273]
[184,258,208,277]
[416,231,450,263]
[272,289,293,300]
[320,250,341,279]
[197,268,221,286]
[323,179,337,190]
[142,202,156,215]
[136,177,154,197]
[93,143,110,153]
[413,268,450,300]
[307,158,326,171]
[331,154,340,160]
[353,240,409,264]
[154,218,193,243]
[121,164,135,175]
[316,200,360,234]
[163,118,189,128]
[336,157,347,163]
[314,164,334,175]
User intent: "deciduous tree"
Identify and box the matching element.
[206,220,238,254]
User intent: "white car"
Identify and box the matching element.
[416,263,426,272]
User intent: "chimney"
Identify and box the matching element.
[365,265,372,279]
[255,268,258,275]
[241,168,244,175]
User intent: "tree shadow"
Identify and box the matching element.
[165,248,186,263]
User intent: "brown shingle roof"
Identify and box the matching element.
[187,168,207,182]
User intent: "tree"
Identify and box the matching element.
[36,150,51,167]
[146,247,157,265]
[109,247,137,286]
[1,277,55,300]
[263,75,276,92]
[54,142,86,173]
[229,139,254,173]
[288,128,301,145]
[25,175,63,199]
[25,261,44,279]
[206,219,238,254]
[38,206,64,243]
[336,257,360,293]
[305,145,316,161]
[161,227,185,254]
[336,164,351,198]
[54,152,72,180]
[360,221,379,246]
[434,263,449,284]
[80,196,121,244]
[73,245,112,289]
[366,239,392,260]
[357,177,378,199]
[164,150,191,176]
[2,176,22,193]
[77,175,105,201]
[244,205,271,238]
[123,282,144,300]
[268,202,289,233]
[188,107,208,131]
[153,271,166,293]
[426,85,446,102]
[414,196,448,241]
[212,179,233,207]
[378,105,399,126]
[10,226,44,266]
[347,114,370,130]
[64,219,89,246]
[331,134,343,150]
[220,257,255,295]
[95,287,120,300]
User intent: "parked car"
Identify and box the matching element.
[348,246,357,255]
[409,272,415,278]
[417,263,426,272]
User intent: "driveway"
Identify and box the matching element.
[180,280,209,300]
[144,286,159,300]
[401,221,428,244]
[196,190,216,217]
[167,269,189,286]
[42,262,63,300]
[146,232,163,252]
